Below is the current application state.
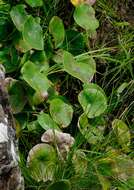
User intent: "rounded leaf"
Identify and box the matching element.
[74,4,99,31]
[78,83,107,118]
[63,51,96,83]
[49,16,65,48]
[22,16,44,50]
[47,180,71,190]
[27,143,57,182]
[10,4,28,31]
[37,112,60,130]
[50,98,73,128]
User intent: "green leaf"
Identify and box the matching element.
[47,180,71,190]
[74,4,99,31]
[37,112,60,130]
[27,143,57,182]
[112,119,131,152]
[78,83,107,118]
[30,51,49,72]
[31,91,48,105]
[25,0,43,7]
[52,49,64,64]
[0,47,19,73]
[50,97,73,128]
[78,113,104,144]
[14,33,32,53]
[49,16,65,48]
[63,51,96,83]
[62,29,85,55]
[21,61,50,93]
[22,16,44,50]
[27,120,41,132]
[0,17,12,41]
[8,81,26,114]
[10,4,28,31]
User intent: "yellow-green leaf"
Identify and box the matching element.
[74,3,99,31]
[37,112,60,131]
[27,143,56,182]
[10,4,28,31]
[63,51,96,83]
[21,61,50,94]
[50,98,73,128]
[78,83,107,118]
[22,16,44,50]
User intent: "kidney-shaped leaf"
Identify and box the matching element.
[22,16,44,50]
[63,51,96,83]
[10,4,28,31]
[21,61,50,94]
[27,143,56,182]
[78,83,107,118]
[74,4,99,31]
[50,98,73,128]
[49,16,65,48]
[112,119,131,152]
[25,0,43,7]
[37,112,60,131]
[47,180,71,190]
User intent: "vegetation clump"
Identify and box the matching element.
[0,0,134,189]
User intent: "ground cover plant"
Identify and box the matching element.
[0,0,134,189]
